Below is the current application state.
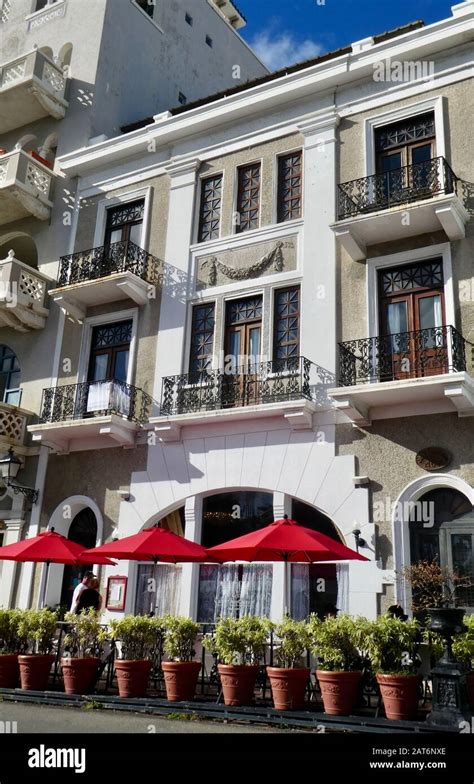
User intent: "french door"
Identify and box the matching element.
[86,320,133,416]
[223,296,262,406]
[375,113,436,204]
[378,261,446,381]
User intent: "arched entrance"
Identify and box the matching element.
[60,508,97,609]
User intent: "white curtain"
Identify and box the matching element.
[214,565,240,620]
[291,564,310,620]
[110,383,132,417]
[154,565,181,616]
[240,564,272,618]
[336,563,350,614]
[87,381,111,412]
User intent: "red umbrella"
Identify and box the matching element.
[0,528,116,607]
[81,525,211,564]
[207,515,369,613]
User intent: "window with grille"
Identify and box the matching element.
[0,345,21,406]
[273,287,300,363]
[277,151,302,223]
[1,0,11,23]
[189,303,215,377]
[235,163,261,233]
[198,175,223,242]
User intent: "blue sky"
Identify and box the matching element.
[237,0,456,70]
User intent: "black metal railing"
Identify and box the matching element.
[337,156,458,220]
[57,240,160,287]
[161,356,317,416]
[338,325,467,387]
[39,379,152,424]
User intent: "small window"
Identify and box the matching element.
[1,0,11,23]
[0,345,21,406]
[189,303,215,377]
[273,286,300,363]
[198,174,223,242]
[185,12,193,26]
[35,0,50,10]
[206,35,213,48]
[277,151,303,223]
[178,91,187,106]
[235,163,261,233]
[135,0,155,19]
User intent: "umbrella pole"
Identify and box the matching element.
[283,554,289,617]
[38,560,50,609]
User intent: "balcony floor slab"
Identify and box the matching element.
[28,414,141,454]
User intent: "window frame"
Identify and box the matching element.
[197,173,224,243]
[272,285,301,363]
[234,161,262,235]
[276,149,303,224]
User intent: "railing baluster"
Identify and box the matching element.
[39,379,151,425]
[57,240,160,287]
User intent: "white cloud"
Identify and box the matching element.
[249,31,324,71]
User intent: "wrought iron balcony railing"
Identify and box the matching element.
[39,379,152,425]
[57,240,160,288]
[337,156,458,220]
[338,325,467,387]
[160,356,332,416]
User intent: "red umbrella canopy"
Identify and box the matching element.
[208,517,369,563]
[81,525,210,564]
[0,530,116,565]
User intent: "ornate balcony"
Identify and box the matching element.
[0,251,50,331]
[0,48,68,133]
[153,357,334,441]
[330,326,474,425]
[0,149,54,225]
[51,240,160,320]
[332,157,469,261]
[0,402,33,457]
[28,379,152,453]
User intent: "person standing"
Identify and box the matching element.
[76,577,102,614]
[70,571,94,613]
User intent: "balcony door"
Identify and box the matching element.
[86,320,133,416]
[223,295,262,407]
[102,200,145,276]
[375,113,436,204]
[378,260,446,381]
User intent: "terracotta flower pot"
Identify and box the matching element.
[61,657,100,695]
[316,670,362,716]
[466,672,474,711]
[162,660,201,702]
[115,659,152,698]
[217,664,259,706]
[377,673,422,721]
[266,666,310,711]
[0,654,19,688]
[18,654,55,691]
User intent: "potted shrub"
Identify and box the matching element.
[61,609,108,695]
[161,615,201,701]
[17,608,58,691]
[203,616,267,707]
[266,618,310,711]
[452,615,474,710]
[366,614,422,721]
[109,615,163,698]
[0,609,22,688]
[309,614,368,716]
[403,560,470,643]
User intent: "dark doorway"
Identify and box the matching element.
[60,508,98,610]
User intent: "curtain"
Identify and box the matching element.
[291,564,310,620]
[214,565,240,620]
[240,564,272,618]
[135,564,181,616]
[110,383,131,417]
[87,381,111,412]
[336,563,350,614]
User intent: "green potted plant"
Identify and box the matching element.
[309,614,368,716]
[0,609,22,688]
[266,618,310,710]
[161,615,201,702]
[61,609,108,695]
[365,614,422,720]
[452,615,474,710]
[17,608,58,691]
[203,616,268,706]
[109,615,163,698]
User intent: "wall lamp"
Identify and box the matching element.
[0,447,39,504]
[352,521,366,552]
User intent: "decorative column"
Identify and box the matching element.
[153,157,201,403]
[297,112,340,376]
[17,445,49,609]
[179,495,203,619]
[0,519,25,608]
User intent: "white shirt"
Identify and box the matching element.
[70,582,87,612]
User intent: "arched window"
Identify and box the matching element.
[60,508,98,609]
[0,233,38,268]
[0,345,21,405]
[409,489,474,608]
